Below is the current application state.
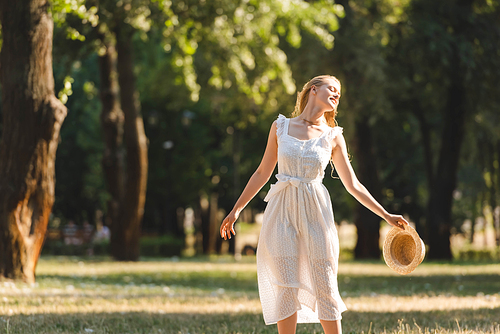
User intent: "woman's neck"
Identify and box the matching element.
[300,104,326,125]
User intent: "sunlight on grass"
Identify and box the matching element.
[0,256,499,333]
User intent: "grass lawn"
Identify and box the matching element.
[1,256,500,334]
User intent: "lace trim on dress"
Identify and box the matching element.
[324,126,343,143]
[276,114,287,139]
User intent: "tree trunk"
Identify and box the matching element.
[207,192,219,254]
[486,141,499,248]
[162,201,183,237]
[352,119,382,259]
[0,0,67,282]
[229,129,240,255]
[426,63,466,260]
[412,101,434,192]
[199,194,211,254]
[97,33,124,235]
[110,23,149,261]
[469,195,478,244]
[496,140,500,247]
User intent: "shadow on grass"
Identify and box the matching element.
[36,270,259,293]
[338,273,500,297]
[35,271,500,298]
[2,308,500,334]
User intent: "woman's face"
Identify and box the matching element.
[312,78,341,112]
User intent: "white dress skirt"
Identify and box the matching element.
[256,114,347,325]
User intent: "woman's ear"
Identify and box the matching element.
[311,85,317,95]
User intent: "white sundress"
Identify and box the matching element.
[256,113,347,325]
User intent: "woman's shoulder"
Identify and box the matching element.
[272,114,288,138]
[277,113,288,121]
[324,125,344,142]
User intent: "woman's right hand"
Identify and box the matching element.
[220,210,240,240]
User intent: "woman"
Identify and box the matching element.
[220,75,408,334]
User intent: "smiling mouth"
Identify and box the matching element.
[329,97,337,104]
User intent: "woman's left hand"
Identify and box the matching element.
[384,213,409,230]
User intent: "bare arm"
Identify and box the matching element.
[331,132,408,229]
[220,120,279,240]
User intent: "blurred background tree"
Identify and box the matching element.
[386,0,500,259]
[46,0,342,261]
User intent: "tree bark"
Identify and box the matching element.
[412,101,434,192]
[485,141,498,248]
[207,192,219,254]
[110,23,149,261]
[469,195,478,244]
[229,129,240,254]
[199,194,211,254]
[352,119,383,259]
[0,0,67,282]
[97,33,124,234]
[496,140,500,247]
[426,61,466,260]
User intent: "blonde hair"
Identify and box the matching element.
[291,75,344,178]
[291,75,340,128]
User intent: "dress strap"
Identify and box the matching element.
[323,126,344,143]
[275,114,287,139]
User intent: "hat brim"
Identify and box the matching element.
[383,224,425,275]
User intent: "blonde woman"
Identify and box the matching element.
[220,75,408,334]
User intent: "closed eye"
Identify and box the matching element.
[328,86,339,94]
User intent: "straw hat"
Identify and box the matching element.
[383,224,425,275]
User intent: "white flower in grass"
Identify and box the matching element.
[84,329,94,333]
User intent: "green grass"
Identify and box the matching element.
[1,256,500,333]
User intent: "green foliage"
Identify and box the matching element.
[390,0,500,214]
[47,0,346,235]
[41,240,109,256]
[456,247,500,261]
[42,235,183,257]
[57,76,74,104]
[139,235,184,257]
[160,0,342,103]
[53,53,108,224]
[44,0,500,252]
[50,0,98,40]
